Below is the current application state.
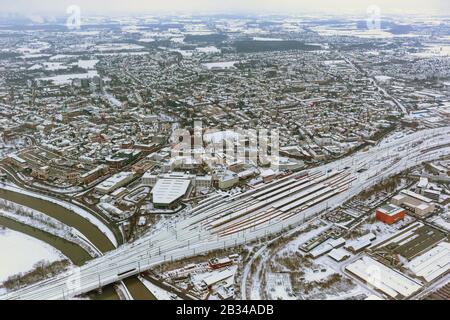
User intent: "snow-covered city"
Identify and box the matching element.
[0,0,449,310]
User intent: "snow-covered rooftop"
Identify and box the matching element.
[151,178,190,205]
[407,242,450,282]
[346,256,422,299]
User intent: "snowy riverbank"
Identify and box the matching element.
[0,198,99,258]
[0,183,117,247]
[0,227,66,291]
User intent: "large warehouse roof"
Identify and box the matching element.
[345,256,422,299]
[151,178,190,205]
[407,242,450,282]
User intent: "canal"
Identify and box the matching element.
[123,277,156,300]
[0,216,91,266]
[0,188,115,253]
[0,187,156,300]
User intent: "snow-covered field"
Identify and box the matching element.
[0,227,66,284]
[202,61,238,70]
[196,46,221,54]
[77,59,99,70]
[94,43,145,52]
[303,264,336,283]
[37,71,99,85]
[266,273,295,300]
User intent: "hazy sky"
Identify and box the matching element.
[0,0,448,16]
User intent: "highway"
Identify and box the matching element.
[2,126,450,300]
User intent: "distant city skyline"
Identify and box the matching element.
[0,0,449,17]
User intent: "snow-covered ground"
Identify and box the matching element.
[303,265,336,283]
[243,216,376,300]
[196,46,221,54]
[278,221,331,256]
[0,227,66,284]
[266,273,295,300]
[0,199,99,257]
[37,71,99,85]
[77,59,98,70]
[139,276,180,300]
[202,61,238,70]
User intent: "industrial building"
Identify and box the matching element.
[422,189,441,201]
[200,268,235,290]
[392,189,435,216]
[142,172,158,186]
[99,202,125,218]
[105,149,141,169]
[31,165,50,180]
[345,256,422,299]
[407,242,450,282]
[370,222,446,261]
[345,233,376,253]
[308,237,346,258]
[375,204,406,224]
[328,248,351,262]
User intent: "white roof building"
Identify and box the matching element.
[345,233,376,253]
[95,171,134,194]
[345,256,422,299]
[417,177,429,189]
[151,178,191,206]
[407,242,450,282]
[202,269,235,287]
[309,237,346,258]
[400,189,433,203]
[328,248,351,262]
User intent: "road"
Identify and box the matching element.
[1,126,450,300]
